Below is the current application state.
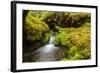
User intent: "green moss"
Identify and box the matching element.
[24,11,50,42]
[54,32,73,48]
[70,53,81,60]
[42,32,52,44]
[62,58,69,61]
[68,25,91,59]
[63,12,91,27]
[69,46,78,57]
[55,22,91,60]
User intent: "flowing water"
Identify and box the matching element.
[32,35,59,62]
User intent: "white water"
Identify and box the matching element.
[34,35,59,62]
[49,36,54,44]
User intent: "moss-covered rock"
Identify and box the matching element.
[41,32,52,44]
[68,26,91,59]
[23,10,51,54]
[54,32,73,48]
[60,12,91,27]
[24,11,50,42]
[54,22,91,60]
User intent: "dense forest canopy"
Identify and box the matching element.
[23,10,91,62]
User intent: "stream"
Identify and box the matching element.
[33,36,59,62]
[23,35,66,62]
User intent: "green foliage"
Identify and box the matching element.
[54,32,73,48]
[24,11,50,41]
[69,46,78,57]
[62,58,69,61]
[81,22,91,27]
[54,22,91,60]
[42,32,52,44]
[30,10,54,21]
[62,12,91,27]
[68,26,91,59]
[70,53,81,60]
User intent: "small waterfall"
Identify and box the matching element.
[49,36,54,44]
[39,35,56,53]
[33,35,59,62]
